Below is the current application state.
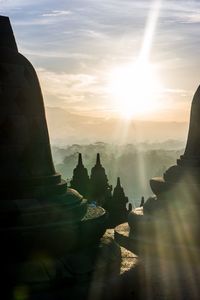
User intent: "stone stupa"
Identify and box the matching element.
[128,85,200,254]
[90,153,111,206]
[0,16,108,294]
[106,177,129,226]
[70,153,90,198]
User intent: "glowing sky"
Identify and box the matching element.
[1,0,200,122]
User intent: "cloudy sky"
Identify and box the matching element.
[1,0,200,126]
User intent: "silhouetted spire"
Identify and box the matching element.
[113,178,126,200]
[106,177,129,226]
[70,153,90,198]
[90,154,111,206]
[0,16,18,51]
[117,177,121,187]
[96,153,101,166]
[140,196,145,207]
[183,85,200,159]
[193,85,200,104]
[78,153,83,166]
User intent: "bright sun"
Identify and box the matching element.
[108,60,162,119]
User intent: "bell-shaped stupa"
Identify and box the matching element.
[0,16,107,265]
[150,86,200,197]
[128,85,200,255]
[0,16,68,199]
[107,177,129,226]
[90,153,111,206]
[70,153,90,198]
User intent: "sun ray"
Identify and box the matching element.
[107,0,162,120]
[140,0,162,61]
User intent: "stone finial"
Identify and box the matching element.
[117,177,121,187]
[183,85,200,160]
[70,153,90,198]
[128,203,132,211]
[0,16,18,51]
[90,153,110,205]
[140,196,145,207]
[96,153,101,166]
[113,177,126,199]
[78,153,83,166]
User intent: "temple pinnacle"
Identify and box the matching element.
[78,153,83,166]
[183,85,200,159]
[0,16,18,51]
[117,177,121,187]
[96,153,101,166]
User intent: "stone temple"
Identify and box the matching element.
[70,153,130,226]
[2,14,200,300]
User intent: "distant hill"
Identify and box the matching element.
[45,107,189,146]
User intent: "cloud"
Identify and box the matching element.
[178,13,200,24]
[160,1,200,24]
[0,0,48,9]
[164,89,191,95]
[79,29,106,39]
[42,10,72,17]
[20,47,93,60]
[36,68,104,108]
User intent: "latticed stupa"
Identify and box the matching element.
[70,153,131,226]
[89,153,112,206]
[0,16,108,295]
[107,177,129,226]
[70,153,90,198]
[128,85,200,255]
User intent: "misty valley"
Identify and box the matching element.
[52,140,185,206]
